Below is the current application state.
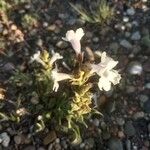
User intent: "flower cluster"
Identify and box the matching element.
[30,28,121,92]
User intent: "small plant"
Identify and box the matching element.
[8,28,121,144]
[70,0,114,25]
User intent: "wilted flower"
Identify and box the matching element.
[51,67,72,92]
[63,28,84,55]
[91,52,121,91]
[30,51,45,66]
[50,52,63,65]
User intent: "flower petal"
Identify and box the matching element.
[50,52,63,65]
[98,77,111,91]
[75,28,84,40]
[65,30,75,41]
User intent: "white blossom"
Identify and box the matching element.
[51,68,72,92]
[50,52,63,65]
[63,28,84,55]
[91,52,121,91]
[30,51,45,66]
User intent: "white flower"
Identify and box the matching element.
[50,52,63,65]
[51,68,72,92]
[91,52,121,91]
[30,51,45,66]
[63,28,84,55]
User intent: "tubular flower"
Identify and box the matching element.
[51,67,72,92]
[30,51,45,66]
[50,52,63,65]
[91,52,121,91]
[63,28,84,55]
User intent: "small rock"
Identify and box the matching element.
[2,63,15,73]
[14,135,22,145]
[56,41,68,49]
[102,131,111,140]
[23,145,36,150]
[145,83,150,89]
[118,131,125,139]
[93,37,99,43]
[85,138,94,149]
[43,22,48,28]
[116,117,125,126]
[126,139,131,150]
[143,100,150,113]
[126,86,136,93]
[127,8,135,16]
[109,42,119,53]
[36,38,43,47]
[125,32,131,38]
[133,111,145,120]
[61,140,68,149]
[123,16,129,22]
[54,143,61,150]
[127,61,143,75]
[108,138,123,150]
[147,123,150,133]
[43,131,57,145]
[120,39,132,49]
[10,24,17,31]
[93,118,100,127]
[142,35,150,48]
[131,31,141,40]
[37,147,46,150]
[0,132,10,147]
[143,60,150,72]
[47,24,56,31]
[80,143,85,148]
[124,121,136,137]
[139,94,149,103]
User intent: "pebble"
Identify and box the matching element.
[126,86,136,93]
[43,22,49,28]
[131,31,141,40]
[127,8,135,16]
[109,42,119,53]
[133,111,145,120]
[10,24,17,31]
[80,142,85,148]
[102,131,111,140]
[142,35,150,48]
[93,118,100,127]
[43,131,57,145]
[116,117,125,126]
[139,94,149,103]
[36,38,43,47]
[143,100,150,113]
[93,37,99,43]
[118,131,125,139]
[37,147,46,150]
[147,123,150,133]
[0,132,10,147]
[23,145,36,150]
[120,39,132,49]
[14,135,22,145]
[85,138,94,149]
[2,63,15,73]
[108,138,123,150]
[126,139,131,150]
[127,61,143,75]
[124,121,136,137]
[145,83,150,89]
[123,16,129,22]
